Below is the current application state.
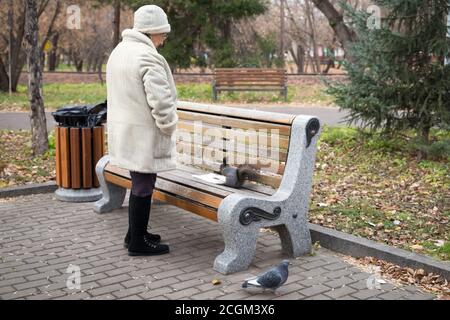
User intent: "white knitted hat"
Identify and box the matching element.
[133,5,171,34]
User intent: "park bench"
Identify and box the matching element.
[93,101,321,274]
[212,68,288,101]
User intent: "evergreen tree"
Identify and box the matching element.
[128,0,269,69]
[328,0,450,157]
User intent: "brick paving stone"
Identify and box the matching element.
[324,286,357,299]
[350,288,383,300]
[98,274,132,286]
[190,289,226,300]
[273,292,304,300]
[299,285,330,297]
[89,284,125,297]
[165,287,201,300]
[324,277,356,289]
[305,294,330,300]
[112,286,148,299]
[0,193,437,301]
[139,287,173,299]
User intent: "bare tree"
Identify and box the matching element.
[112,0,121,48]
[25,0,48,156]
[311,0,357,52]
[0,0,61,92]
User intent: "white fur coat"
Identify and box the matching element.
[106,28,178,173]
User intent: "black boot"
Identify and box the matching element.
[124,193,162,248]
[123,230,161,249]
[128,193,169,256]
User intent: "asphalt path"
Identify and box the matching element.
[0,104,350,131]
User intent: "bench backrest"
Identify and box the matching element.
[214,68,287,88]
[176,102,295,189]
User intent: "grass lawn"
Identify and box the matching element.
[0,83,333,112]
[0,127,448,262]
[311,127,449,261]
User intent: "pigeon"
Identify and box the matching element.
[219,157,258,189]
[242,260,290,294]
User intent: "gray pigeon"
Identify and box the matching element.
[242,260,290,293]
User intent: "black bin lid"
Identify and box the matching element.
[52,101,107,128]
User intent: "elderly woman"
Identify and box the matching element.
[106,5,178,256]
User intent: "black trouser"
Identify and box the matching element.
[130,172,157,198]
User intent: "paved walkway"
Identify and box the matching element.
[0,192,435,300]
[0,105,349,131]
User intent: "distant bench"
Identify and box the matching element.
[212,68,288,101]
[94,101,321,274]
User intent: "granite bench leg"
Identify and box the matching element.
[93,155,127,214]
[272,223,311,257]
[213,216,259,275]
[213,115,321,274]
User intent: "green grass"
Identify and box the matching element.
[0,83,107,111]
[0,83,333,112]
[53,63,107,73]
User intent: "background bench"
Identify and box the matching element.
[212,68,288,101]
[94,101,321,274]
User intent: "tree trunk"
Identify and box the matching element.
[113,0,122,48]
[289,44,305,73]
[311,0,357,53]
[8,4,27,93]
[417,125,431,161]
[48,32,59,71]
[0,57,10,92]
[25,0,48,156]
[279,0,285,67]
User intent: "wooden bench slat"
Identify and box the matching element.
[159,171,233,198]
[215,77,286,81]
[177,102,295,125]
[177,121,291,149]
[215,76,286,80]
[166,166,274,197]
[176,141,286,176]
[177,136,288,162]
[104,163,271,199]
[155,178,223,209]
[214,68,286,72]
[178,111,291,136]
[153,191,218,222]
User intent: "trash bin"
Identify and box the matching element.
[52,101,107,203]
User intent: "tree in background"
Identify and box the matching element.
[25,0,48,156]
[0,0,61,92]
[328,0,450,159]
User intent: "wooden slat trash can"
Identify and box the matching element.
[54,125,105,202]
[52,102,107,202]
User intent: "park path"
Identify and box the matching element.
[0,192,435,300]
[0,104,349,131]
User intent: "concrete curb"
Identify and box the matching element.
[309,223,450,280]
[0,182,58,199]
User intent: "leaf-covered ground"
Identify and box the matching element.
[311,127,449,261]
[0,128,448,262]
[0,130,56,188]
